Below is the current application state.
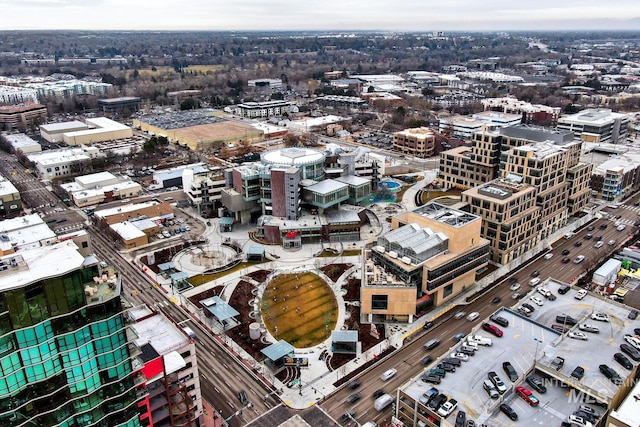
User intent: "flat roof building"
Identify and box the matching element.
[393,127,437,158]
[0,103,47,132]
[558,108,630,144]
[360,202,489,321]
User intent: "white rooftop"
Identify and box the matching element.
[94,200,160,218]
[334,175,370,186]
[0,214,56,252]
[306,179,347,194]
[0,240,84,292]
[0,175,19,197]
[132,312,189,355]
[110,221,146,241]
[40,121,88,133]
[261,147,325,166]
[75,171,118,187]
[27,148,91,165]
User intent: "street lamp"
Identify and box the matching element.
[533,338,543,364]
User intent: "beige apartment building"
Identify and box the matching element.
[360,202,489,323]
[392,127,436,158]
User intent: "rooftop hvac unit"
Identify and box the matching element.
[388,251,398,259]
[375,246,385,253]
[401,256,411,265]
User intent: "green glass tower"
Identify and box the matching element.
[0,241,144,427]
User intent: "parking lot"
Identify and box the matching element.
[398,278,640,426]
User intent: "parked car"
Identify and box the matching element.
[558,284,571,294]
[512,292,522,300]
[491,316,509,327]
[442,357,463,366]
[516,386,539,406]
[438,362,456,372]
[556,314,578,325]
[591,312,610,322]
[599,364,623,385]
[571,366,585,380]
[568,414,594,427]
[531,296,544,306]
[620,343,640,361]
[579,324,600,333]
[451,352,469,362]
[522,302,536,312]
[624,334,640,350]
[482,379,500,399]
[568,331,589,341]
[629,310,639,320]
[488,371,507,394]
[526,375,547,393]
[551,324,571,333]
[499,404,518,421]
[614,352,634,369]
[437,398,458,417]
[455,411,466,427]
[502,362,518,382]
[482,323,504,337]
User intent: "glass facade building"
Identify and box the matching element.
[0,241,144,427]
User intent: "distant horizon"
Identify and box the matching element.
[1,1,639,32]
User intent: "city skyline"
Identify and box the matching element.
[1,0,639,32]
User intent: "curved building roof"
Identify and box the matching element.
[261,147,325,167]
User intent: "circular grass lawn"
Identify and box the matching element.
[261,271,338,348]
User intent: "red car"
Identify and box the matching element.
[482,323,503,337]
[516,386,539,406]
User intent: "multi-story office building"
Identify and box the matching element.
[557,108,630,144]
[438,111,521,141]
[392,127,436,158]
[0,240,145,427]
[482,96,561,127]
[360,202,489,322]
[0,103,48,132]
[184,167,227,216]
[130,307,202,427]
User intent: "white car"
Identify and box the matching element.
[579,324,600,333]
[529,278,541,286]
[568,415,593,427]
[510,282,521,291]
[451,352,469,361]
[469,334,493,346]
[575,289,588,300]
[437,399,458,417]
[463,340,479,350]
[624,334,640,350]
[530,296,544,306]
[380,368,397,381]
[537,286,551,297]
[591,312,610,322]
[568,331,589,341]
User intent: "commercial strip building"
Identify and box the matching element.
[59,171,142,208]
[0,240,144,427]
[395,278,640,427]
[557,108,630,144]
[27,146,99,180]
[0,174,22,218]
[438,111,522,140]
[40,117,133,146]
[360,202,490,322]
[0,132,42,155]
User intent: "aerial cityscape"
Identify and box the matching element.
[1,18,640,427]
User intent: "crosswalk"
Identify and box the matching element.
[616,204,640,226]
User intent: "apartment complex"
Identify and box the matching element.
[360,202,489,322]
[392,127,436,158]
[0,241,144,427]
[590,145,640,202]
[440,125,591,264]
[130,307,202,427]
[234,100,291,118]
[482,96,561,127]
[557,108,630,144]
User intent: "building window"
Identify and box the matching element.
[443,284,453,298]
[371,295,388,310]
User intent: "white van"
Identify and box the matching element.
[380,368,397,381]
[467,312,480,321]
[374,393,394,411]
[362,423,377,427]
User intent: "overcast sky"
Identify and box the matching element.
[1,0,639,31]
